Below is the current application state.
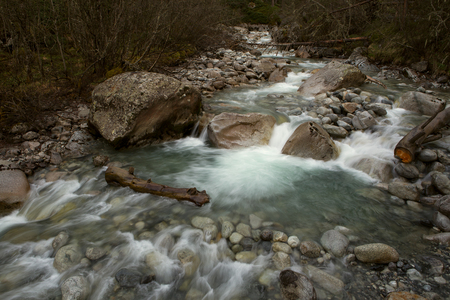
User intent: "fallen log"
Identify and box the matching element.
[105,166,210,207]
[394,105,449,163]
[246,37,369,47]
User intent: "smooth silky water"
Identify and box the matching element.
[0,53,448,299]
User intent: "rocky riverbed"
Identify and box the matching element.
[1,26,450,300]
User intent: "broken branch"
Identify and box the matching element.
[394,105,449,163]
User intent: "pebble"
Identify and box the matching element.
[229,232,244,244]
[287,236,300,248]
[406,268,423,281]
[221,221,234,239]
[273,231,288,242]
[272,242,292,254]
[236,223,252,237]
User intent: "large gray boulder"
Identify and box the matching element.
[89,72,202,148]
[398,91,445,116]
[207,113,276,149]
[0,161,30,214]
[298,60,366,97]
[279,269,317,300]
[282,122,339,161]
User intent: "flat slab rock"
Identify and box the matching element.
[298,60,366,97]
[398,91,445,116]
[207,112,276,149]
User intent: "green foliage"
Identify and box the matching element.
[243,0,280,24]
[226,0,281,24]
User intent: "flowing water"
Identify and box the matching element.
[1,40,449,299]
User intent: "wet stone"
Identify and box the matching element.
[272,242,292,254]
[191,216,215,229]
[203,224,218,242]
[300,241,321,258]
[52,231,69,252]
[236,223,252,237]
[272,252,291,270]
[221,221,234,239]
[431,171,450,194]
[436,149,450,165]
[406,268,423,281]
[249,214,263,229]
[85,246,106,260]
[235,251,257,263]
[252,229,261,242]
[229,232,244,244]
[240,238,254,251]
[287,236,300,248]
[260,229,273,241]
[320,229,349,257]
[273,231,288,242]
[394,163,419,179]
[61,276,89,300]
[280,269,316,300]
[418,149,438,162]
[232,244,244,254]
[54,244,83,273]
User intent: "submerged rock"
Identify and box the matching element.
[235,251,257,263]
[388,181,419,201]
[207,112,276,149]
[282,121,339,161]
[115,268,143,288]
[423,232,450,245]
[61,276,89,300]
[273,252,291,270]
[297,60,366,97]
[89,72,202,148]
[52,231,69,254]
[54,244,83,273]
[279,269,317,300]
[305,265,344,296]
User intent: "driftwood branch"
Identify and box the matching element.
[105,166,210,207]
[365,75,387,89]
[395,105,449,163]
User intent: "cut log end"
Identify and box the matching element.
[395,147,413,163]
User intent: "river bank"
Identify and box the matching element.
[1,27,450,300]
